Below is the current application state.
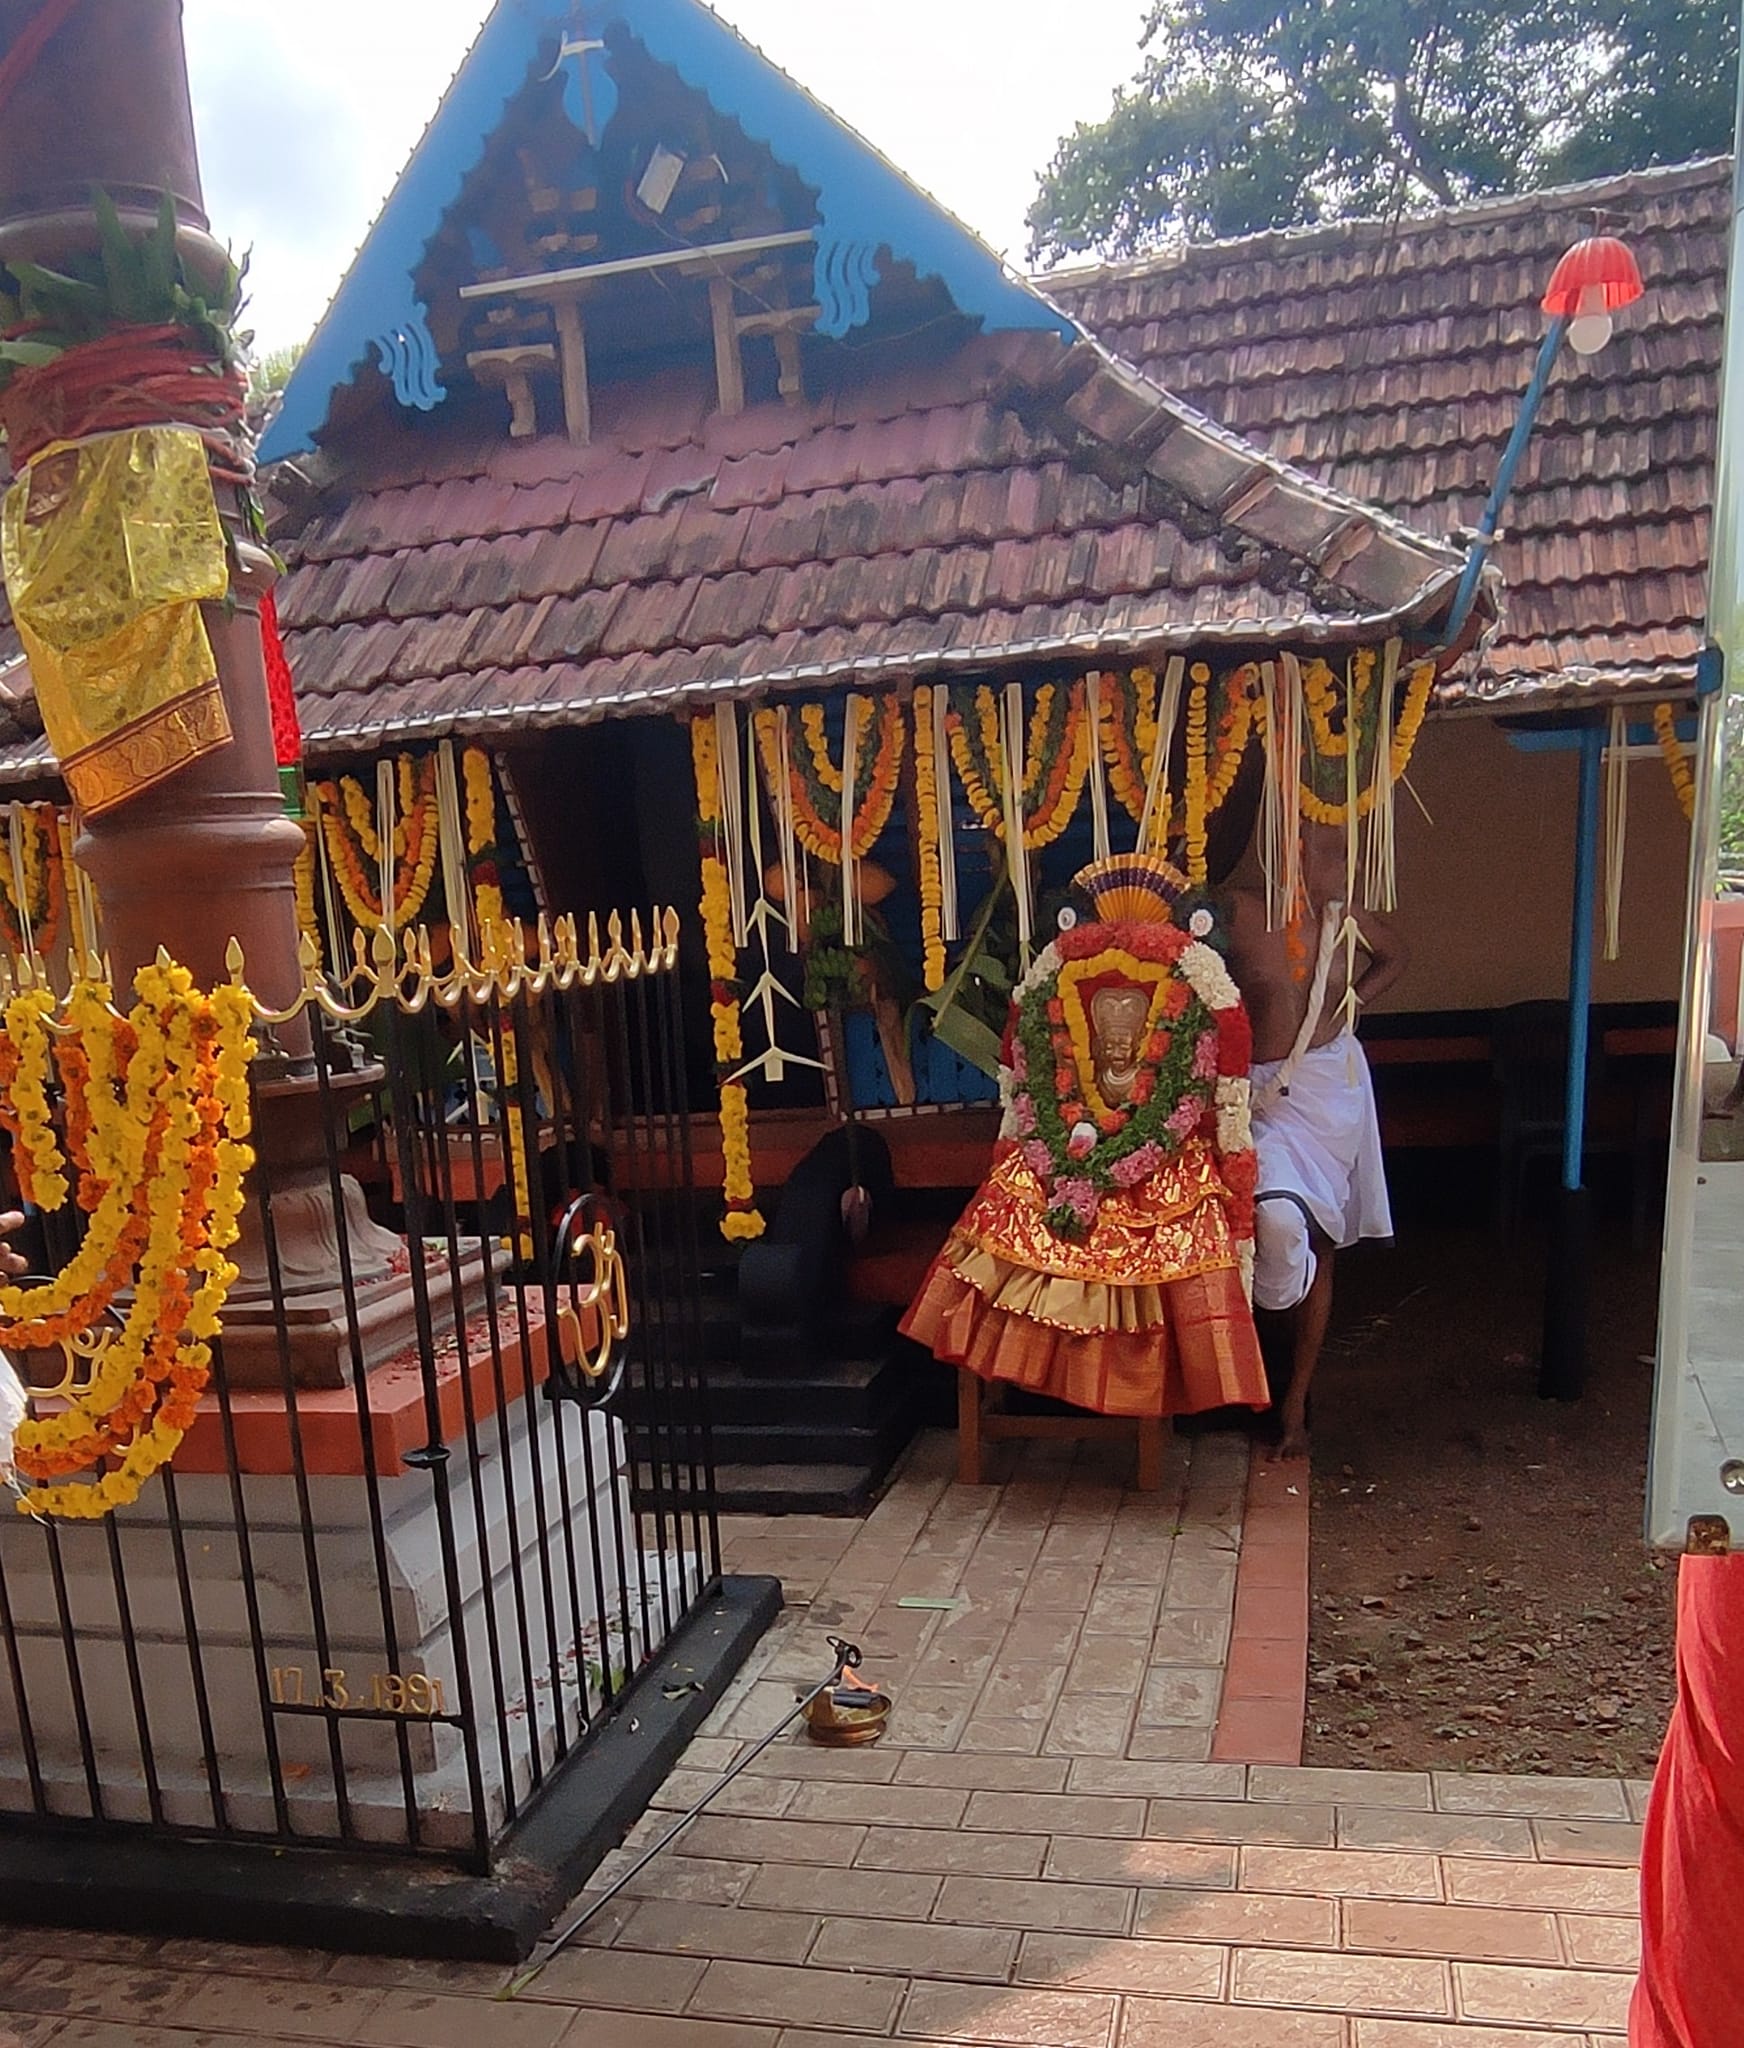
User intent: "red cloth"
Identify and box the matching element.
[1632,1554,1744,2045]
[260,588,303,769]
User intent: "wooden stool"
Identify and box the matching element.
[956,1369,1165,1490]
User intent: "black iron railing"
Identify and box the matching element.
[0,915,718,1872]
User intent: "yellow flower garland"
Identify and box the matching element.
[758,697,907,864]
[1183,664,1211,884]
[1654,702,1695,822]
[0,961,256,1520]
[1100,667,1161,826]
[1294,658,1436,826]
[293,820,322,965]
[691,717,764,1241]
[458,746,534,1254]
[911,687,947,992]
[311,754,441,932]
[946,682,1091,850]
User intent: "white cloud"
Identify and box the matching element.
[181,0,1144,350]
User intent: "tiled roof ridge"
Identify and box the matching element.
[1041,154,1734,292]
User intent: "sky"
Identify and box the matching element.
[182,0,1150,354]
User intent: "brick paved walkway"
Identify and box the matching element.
[0,1431,1646,2044]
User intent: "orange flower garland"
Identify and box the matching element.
[0,802,70,964]
[1099,667,1161,826]
[311,753,441,931]
[756,696,907,864]
[910,687,948,991]
[692,716,764,1241]
[1654,702,1695,822]
[1289,658,1436,826]
[945,681,1091,850]
[0,960,255,1519]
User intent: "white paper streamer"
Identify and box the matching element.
[1000,682,1032,950]
[1085,670,1112,863]
[840,694,863,948]
[1604,703,1630,963]
[436,741,474,967]
[772,708,801,937]
[713,703,749,946]
[374,756,397,925]
[931,686,959,942]
[1139,656,1185,855]
[1363,641,1400,914]
[0,1350,24,1487]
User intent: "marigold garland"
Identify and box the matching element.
[910,688,948,993]
[1289,658,1436,826]
[293,820,322,965]
[754,697,906,864]
[692,716,765,1241]
[1099,668,1161,827]
[1654,702,1695,822]
[0,802,71,964]
[0,961,255,1519]
[945,681,1090,850]
[1183,665,1211,885]
[310,753,441,931]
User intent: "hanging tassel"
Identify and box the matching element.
[840,693,863,948]
[1000,682,1032,951]
[1138,655,1184,854]
[1335,653,1363,1035]
[6,806,33,962]
[374,755,397,928]
[1278,654,1304,933]
[1085,670,1113,863]
[1363,640,1400,914]
[931,683,959,942]
[714,704,749,946]
[1604,703,1629,963]
[772,708,802,939]
[436,742,474,968]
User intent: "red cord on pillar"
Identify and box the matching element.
[260,588,304,811]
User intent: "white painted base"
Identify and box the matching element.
[0,1393,709,1849]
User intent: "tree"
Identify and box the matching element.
[1029,0,1740,262]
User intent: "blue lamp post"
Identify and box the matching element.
[1438,231,1645,1401]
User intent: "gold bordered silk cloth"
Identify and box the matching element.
[1,427,231,816]
[901,1140,1267,1419]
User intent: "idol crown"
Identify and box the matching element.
[1072,854,1190,926]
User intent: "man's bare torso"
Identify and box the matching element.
[1224,889,1358,1065]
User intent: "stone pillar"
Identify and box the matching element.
[0,0,481,1384]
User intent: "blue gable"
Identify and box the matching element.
[260,0,1078,463]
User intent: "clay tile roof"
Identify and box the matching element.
[242,323,1478,760]
[1049,155,1729,711]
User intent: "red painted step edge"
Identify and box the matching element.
[1210,1450,1310,1765]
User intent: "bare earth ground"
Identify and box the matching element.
[1302,1204,1677,1778]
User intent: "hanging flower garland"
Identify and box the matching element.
[945,680,1091,849]
[0,802,70,964]
[1285,658,1436,826]
[910,688,948,992]
[0,960,255,1519]
[1654,702,1695,822]
[1205,665,1258,814]
[1302,650,1375,761]
[751,696,907,865]
[1183,665,1212,885]
[1099,668,1161,826]
[309,753,441,931]
[293,820,322,966]
[1001,916,1252,1242]
[692,716,765,1241]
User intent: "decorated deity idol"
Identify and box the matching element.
[902,854,1268,1419]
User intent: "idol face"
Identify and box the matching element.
[1090,987,1148,1103]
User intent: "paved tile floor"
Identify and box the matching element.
[0,1431,1645,2044]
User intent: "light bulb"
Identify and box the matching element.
[1567,282,1613,356]
[1568,313,1614,355]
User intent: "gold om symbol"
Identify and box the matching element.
[19,1311,121,1402]
[555,1213,630,1384]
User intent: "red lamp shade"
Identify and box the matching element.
[1541,235,1644,317]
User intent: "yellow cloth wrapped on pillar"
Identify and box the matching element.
[0,426,232,816]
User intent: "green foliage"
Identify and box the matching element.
[1029,0,1741,260]
[0,187,249,392]
[249,340,307,400]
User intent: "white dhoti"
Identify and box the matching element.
[1250,1034,1392,1311]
